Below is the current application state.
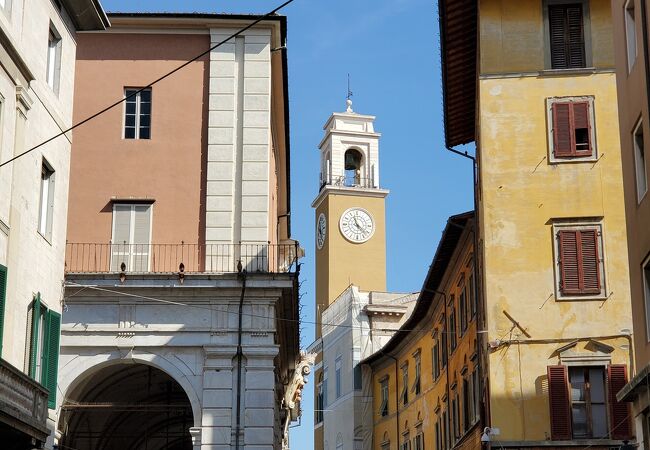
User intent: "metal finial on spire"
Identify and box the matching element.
[346,73,353,113]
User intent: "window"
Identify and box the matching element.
[554,223,605,298]
[548,3,586,69]
[413,428,424,450]
[38,160,55,240]
[323,366,328,409]
[335,356,342,399]
[124,88,152,139]
[379,377,389,417]
[435,420,441,450]
[46,26,62,92]
[547,364,632,440]
[0,264,6,357]
[401,364,409,405]
[344,149,362,187]
[625,0,638,71]
[468,273,476,318]
[634,119,647,201]
[432,335,440,380]
[27,293,61,409]
[448,299,457,353]
[401,432,410,450]
[316,373,324,424]
[451,395,458,441]
[441,320,448,369]
[644,257,650,341]
[548,97,596,161]
[442,410,448,449]
[462,378,470,432]
[472,369,480,423]
[111,203,152,271]
[354,364,362,390]
[459,287,467,335]
[412,352,421,396]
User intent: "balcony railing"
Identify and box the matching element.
[0,358,49,442]
[65,242,299,274]
[320,175,377,191]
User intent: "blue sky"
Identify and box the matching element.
[101,0,473,447]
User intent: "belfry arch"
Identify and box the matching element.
[58,362,195,450]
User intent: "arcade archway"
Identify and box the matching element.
[58,363,194,450]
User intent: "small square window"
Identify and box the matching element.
[547,97,597,162]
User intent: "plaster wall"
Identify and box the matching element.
[612,0,650,369]
[478,72,633,440]
[67,33,208,246]
[480,0,615,74]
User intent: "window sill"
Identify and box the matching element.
[555,293,608,302]
[548,154,600,164]
[540,67,597,77]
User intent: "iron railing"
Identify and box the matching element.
[320,175,377,191]
[65,242,299,274]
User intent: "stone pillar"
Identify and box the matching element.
[243,346,279,450]
[202,346,236,449]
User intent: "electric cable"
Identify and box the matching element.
[64,281,461,335]
[0,0,295,169]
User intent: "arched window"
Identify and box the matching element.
[316,373,324,424]
[344,149,363,186]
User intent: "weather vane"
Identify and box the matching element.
[346,73,353,112]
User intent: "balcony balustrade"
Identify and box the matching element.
[65,242,299,274]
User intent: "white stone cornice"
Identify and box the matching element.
[311,185,389,209]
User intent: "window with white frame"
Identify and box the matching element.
[413,426,424,450]
[553,221,606,299]
[412,351,421,396]
[379,376,389,417]
[46,26,61,93]
[401,364,409,405]
[124,88,152,139]
[111,203,152,271]
[401,431,410,450]
[625,0,638,72]
[38,160,55,240]
[335,356,342,399]
[634,119,647,202]
[547,96,597,162]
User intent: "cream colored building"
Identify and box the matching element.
[0,1,107,447]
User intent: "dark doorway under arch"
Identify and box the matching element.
[59,363,193,450]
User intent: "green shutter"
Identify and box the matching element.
[42,310,61,409]
[0,265,6,357]
[29,293,41,378]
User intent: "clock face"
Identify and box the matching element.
[339,208,374,243]
[316,213,327,250]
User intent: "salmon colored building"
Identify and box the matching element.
[57,13,306,450]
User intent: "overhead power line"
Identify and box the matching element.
[0,0,295,169]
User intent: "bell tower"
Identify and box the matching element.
[312,100,389,336]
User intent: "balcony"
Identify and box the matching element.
[320,175,378,191]
[0,359,49,444]
[65,242,300,274]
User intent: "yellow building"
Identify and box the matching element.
[440,0,634,447]
[363,213,481,450]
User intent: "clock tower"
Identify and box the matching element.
[312,100,389,337]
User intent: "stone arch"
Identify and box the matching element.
[58,350,202,427]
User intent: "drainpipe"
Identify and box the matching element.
[444,145,487,432]
[235,268,247,450]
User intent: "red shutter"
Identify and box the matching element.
[553,103,573,157]
[607,365,632,440]
[548,365,572,440]
[559,230,580,294]
[572,102,592,156]
[579,230,600,294]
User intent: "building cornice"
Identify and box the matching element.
[318,129,380,151]
[311,186,389,209]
